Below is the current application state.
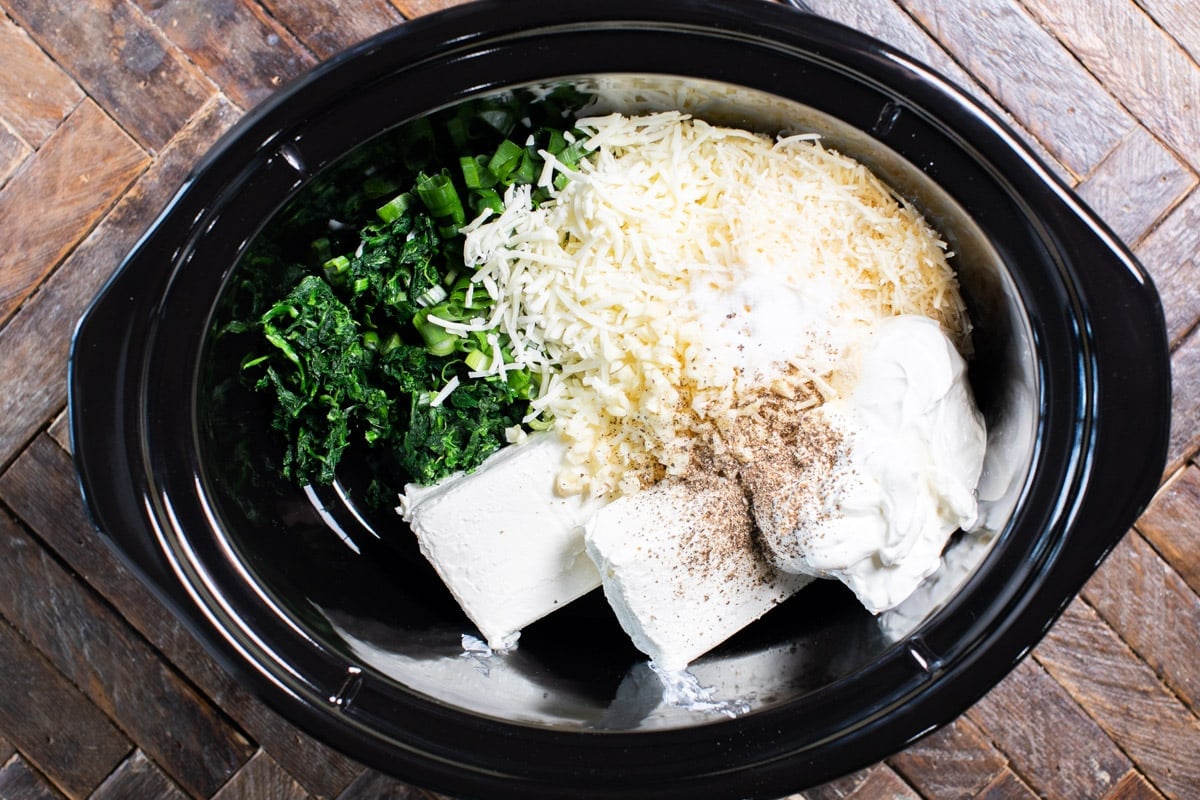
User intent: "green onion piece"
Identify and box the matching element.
[526,413,554,431]
[376,192,413,223]
[470,188,504,215]
[415,171,466,227]
[352,277,370,294]
[322,255,351,286]
[487,139,524,181]
[464,348,489,372]
[460,155,498,190]
[446,115,469,151]
[413,310,459,357]
[310,237,332,265]
[545,128,566,155]
[362,331,381,350]
[380,332,402,354]
[477,108,514,135]
[504,151,538,186]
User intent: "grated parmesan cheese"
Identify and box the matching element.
[461,112,969,499]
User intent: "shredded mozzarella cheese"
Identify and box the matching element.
[462,112,969,499]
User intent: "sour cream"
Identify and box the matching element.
[755,314,987,613]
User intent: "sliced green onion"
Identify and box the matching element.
[376,192,414,223]
[413,310,459,357]
[415,171,466,227]
[322,255,351,286]
[487,139,524,182]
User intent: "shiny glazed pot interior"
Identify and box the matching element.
[69,2,1170,798]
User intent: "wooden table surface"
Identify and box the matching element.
[2,0,1199,798]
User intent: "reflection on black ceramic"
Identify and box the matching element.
[68,2,1171,798]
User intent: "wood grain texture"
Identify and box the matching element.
[259,0,403,59]
[1018,0,1200,170]
[1035,598,1200,799]
[0,99,147,327]
[0,612,132,799]
[89,750,188,800]
[804,763,920,799]
[802,0,1073,185]
[1082,531,1200,713]
[0,96,235,470]
[389,0,473,19]
[1075,125,1196,247]
[1105,769,1169,800]
[209,750,311,800]
[0,513,254,798]
[335,769,439,799]
[965,656,1130,799]
[0,120,31,189]
[972,768,1039,800]
[0,434,364,799]
[1136,187,1200,348]
[1137,465,1200,597]
[895,0,1134,178]
[1134,0,1200,66]
[1165,329,1200,473]
[3,0,214,150]
[133,0,314,110]
[0,756,68,800]
[0,15,83,147]
[887,715,1007,799]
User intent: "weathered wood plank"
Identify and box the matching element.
[0,95,235,471]
[895,0,1134,179]
[0,736,13,766]
[1081,530,1200,714]
[1135,0,1200,67]
[0,15,83,147]
[965,655,1130,799]
[972,767,1039,800]
[0,434,365,799]
[389,0,474,19]
[887,714,1007,799]
[802,0,1073,185]
[1075,125,1197,247]
[1018,0,1200,171]
[262,0,403,60]
[209,750,310,800]
[3,0,214,151]
[46,410,69,453]
[1137,465,1200,597]
[0,99,147,328]
[0,120,31,189]
[0,755,67,800]
[335,769,434,800]
[0,612,132,799]
[0,513,254,798]
[88,749,188,800]
[133,0,314,110]
[1104,769,1168,800]
[803,763,920,799]
[1035,598,1200,800]
[1164,329,1200,474]
[1135,187,1200,349]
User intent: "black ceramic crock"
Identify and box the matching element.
[69,1,1171,798]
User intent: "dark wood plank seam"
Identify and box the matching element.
[245,0,325,68]
[1030,605,1197,800]
[0,504,258,772]
[1013,0,1200,175]
[886,0,1087,182]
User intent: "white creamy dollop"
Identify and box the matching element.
[758,314,987,613]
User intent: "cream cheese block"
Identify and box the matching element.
[583,475,812,670]
[399,432,604,649]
